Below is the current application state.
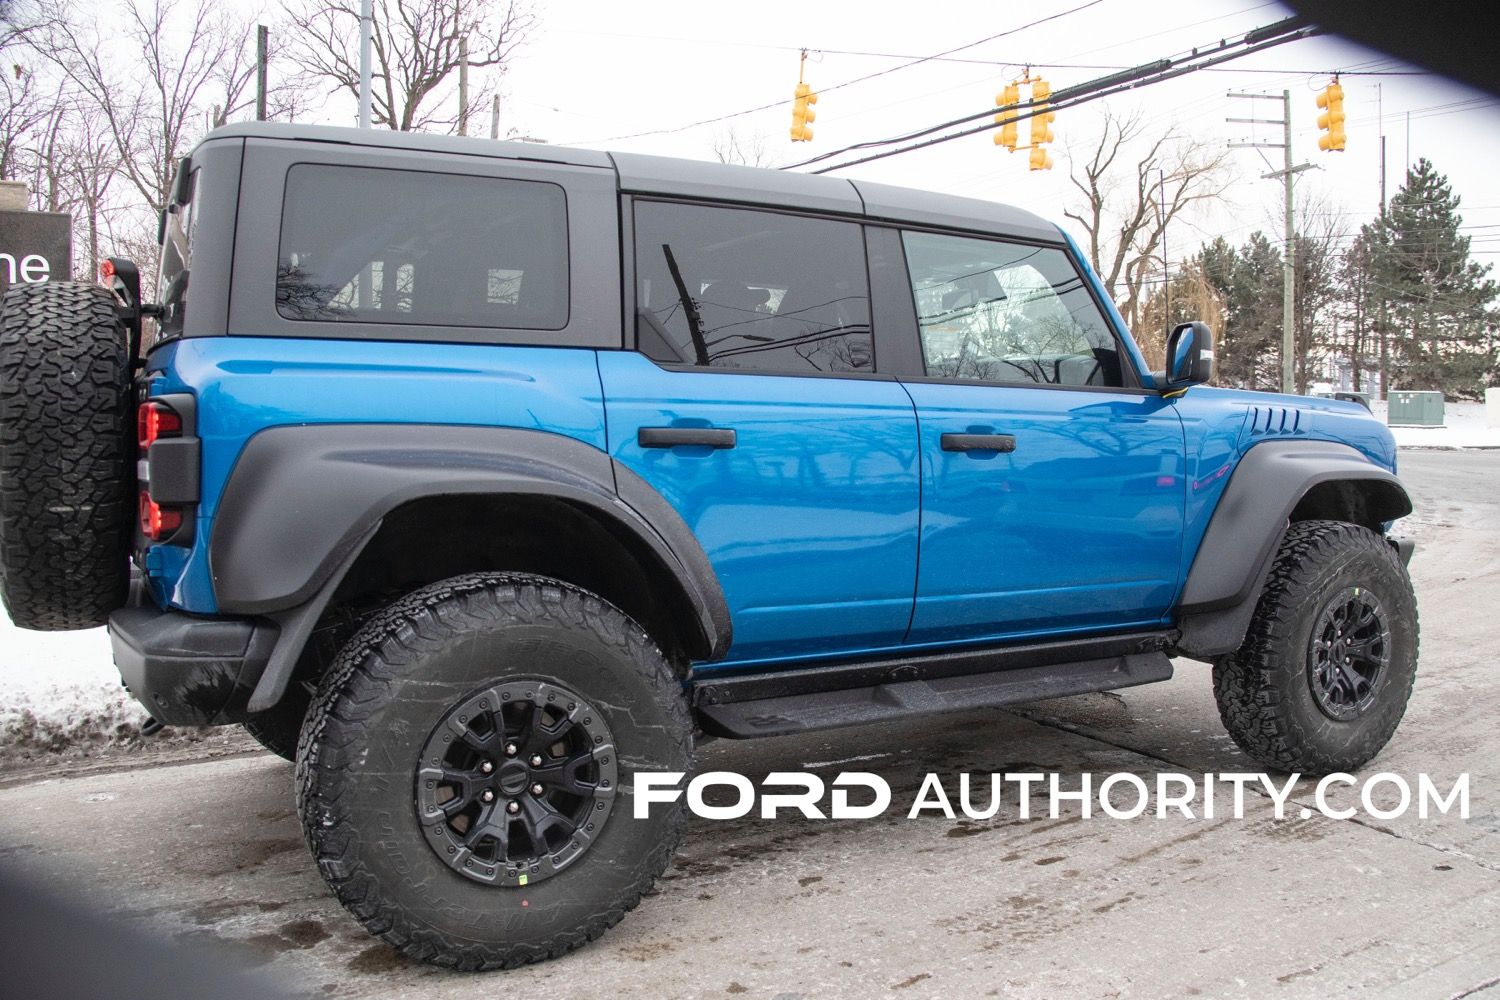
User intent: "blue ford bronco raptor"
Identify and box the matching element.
[0,123,1416,969]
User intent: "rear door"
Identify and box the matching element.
[599,201,920,667]
[892,229,1186,646]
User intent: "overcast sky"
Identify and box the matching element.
[457,0,1500,273]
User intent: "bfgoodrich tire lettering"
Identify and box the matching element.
[295,572,693,970]
[1213,520,1419,774]
[0,282,131,630]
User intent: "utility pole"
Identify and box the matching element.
[255,25,268,121]
[358,0,373,128]
[1228,90,1315,394]
[1378,84,1389,399]
[490,94,501,139]
[1158,169,1170,327]
[458,36,469,136]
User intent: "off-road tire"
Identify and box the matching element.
[0,282,132,630]
[1214,519,1418,774]
[242,684,311,761]
[295,572,693,970]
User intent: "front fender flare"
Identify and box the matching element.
[1174,440,1411,658]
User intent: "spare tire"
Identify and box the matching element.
[0,281,133,630]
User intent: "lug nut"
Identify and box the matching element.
[529,754,543,767]
[479,760,494,774]
[504,742,518,756]
[531,783,544,796]
[481,789,495,803]
[506,800,520,814]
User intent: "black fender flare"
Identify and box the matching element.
[1173,440,1411,659]
[208,425,732,711]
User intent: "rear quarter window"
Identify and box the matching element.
[275,164,569,330]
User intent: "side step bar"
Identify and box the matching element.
[693,632,1175,739]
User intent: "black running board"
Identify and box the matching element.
[693,633,1175,740]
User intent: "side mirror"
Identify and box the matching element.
[1164,320,1214,390]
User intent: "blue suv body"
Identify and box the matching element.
[0,123,1418,969]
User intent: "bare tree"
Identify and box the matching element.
[1065,108,1233,341]
[711,128,773,167]
[284,0,534,132]
[35,0,260,218]
[0,61,48,180]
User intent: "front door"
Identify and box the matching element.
[895,230,1185,646]
[601,200,920,666]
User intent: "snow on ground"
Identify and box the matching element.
[0,614,148,763]
[1373,399,1500,450]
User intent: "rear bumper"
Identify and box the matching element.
[109,607,278,726]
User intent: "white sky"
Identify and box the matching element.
[463,0,1500,272]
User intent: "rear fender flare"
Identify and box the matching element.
[208,425,731,711]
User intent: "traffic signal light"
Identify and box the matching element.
[1028,77,1055,170]
[1317,77,1346,152]
[993,83,1020,152]
[790,82,817,141]
[791,51,817,142]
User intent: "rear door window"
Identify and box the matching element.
[633,201,872,374]
[276,164,568,330]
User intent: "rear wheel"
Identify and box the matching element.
[295,572,693,970]
[0,282,132,630]
[1214,520,1419,774]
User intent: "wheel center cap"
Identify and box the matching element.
[497,760,529,795]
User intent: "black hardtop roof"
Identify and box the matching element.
[204,122,1063,243]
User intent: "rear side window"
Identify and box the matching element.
[276,164,568,330]
[901,231,1124,388]
[633,201,872,374]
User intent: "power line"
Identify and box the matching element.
[784,16,1318,175]
[559,0,1107,145]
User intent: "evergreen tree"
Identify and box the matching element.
[1370,159,1498,398]
[1198,232,1284,390]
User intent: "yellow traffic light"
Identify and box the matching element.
[791,51,817,143]
[791,81,817,142]
[1317,78,1346,152]
[1028,77,1055,170]
[994,83,1020,151]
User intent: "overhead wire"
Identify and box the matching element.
[559,0,1108,145]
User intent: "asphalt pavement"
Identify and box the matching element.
[1,451,1497,999]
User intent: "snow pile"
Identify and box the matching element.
[1374,399,1500,449]
[0,617,150,764]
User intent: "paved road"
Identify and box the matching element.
[2,452,1498,999]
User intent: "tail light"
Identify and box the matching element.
[138,400,182,449]
[139,491,183,541]
[137,399,189,543]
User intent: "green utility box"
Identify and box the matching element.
[1387,390,1445,427]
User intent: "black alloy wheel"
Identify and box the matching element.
[1307,586,1391,721]
[416,679,617,887]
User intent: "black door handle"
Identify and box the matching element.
[941,433,1016,453]
[638,426,737,449]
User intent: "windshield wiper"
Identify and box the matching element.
[661,243,710,367]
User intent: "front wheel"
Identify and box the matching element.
[295,573,693,970]
[1214,520,1419,774]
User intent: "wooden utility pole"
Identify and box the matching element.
[491,94,500,139]
[1228,90,1315,394]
